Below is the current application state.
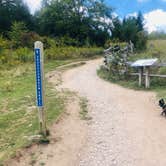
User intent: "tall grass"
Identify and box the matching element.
[0,46,103,66]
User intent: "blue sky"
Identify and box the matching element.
[106,0,166,18]
[24,0,166,33]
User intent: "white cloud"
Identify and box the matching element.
[24,0,41,14]
[144,9,166,33]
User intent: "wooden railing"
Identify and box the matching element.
[131,73,166,78]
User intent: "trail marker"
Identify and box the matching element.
[34,41,47,136]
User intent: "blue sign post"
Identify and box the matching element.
[35,48,43,107]
[34,41,47,136]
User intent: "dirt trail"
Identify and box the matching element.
[61,59,166,166]
[9,59,166,166]
[8,97,87,166]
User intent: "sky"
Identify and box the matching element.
[24,0,166,33]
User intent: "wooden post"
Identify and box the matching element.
[138,67,143,87]
[34,41,47,136]
[145,67,150,88]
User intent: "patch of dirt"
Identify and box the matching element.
[7,97,87,166]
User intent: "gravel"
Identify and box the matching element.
[62,59,166,166]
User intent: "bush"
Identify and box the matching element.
[13,47,33,63]
[9,22,28,48]
[20,32,42,48]
[45,47,103,60]
[42,36,81,49]
[135,31,148,51]
[0,49,11,65]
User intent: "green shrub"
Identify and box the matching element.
[42,36,81,50]
[45,47,103,60]
[20,32,42,48]
[13,47,33,63]
[9,22,28,48]
[0,49,11,65]
[42,37,57,49]
[0,36,9,52]
[135,31,148,51]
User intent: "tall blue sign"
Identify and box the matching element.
[35,48,43,107]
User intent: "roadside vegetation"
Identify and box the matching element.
[98,40,166,99]
[0,60,71,163]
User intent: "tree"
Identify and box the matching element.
[121,17,138,43]
[111,17,122,40]
[111,12,147,50]
[9,22,28,48]
[41,0,50,7]
[0,0,33,36]
[136,11,144,31]
[35,0,113,46]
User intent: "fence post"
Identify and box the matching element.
[34,41,47,136]
[138,67,143,87]
[145,67,150,88]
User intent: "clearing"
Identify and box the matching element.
[10,59,166,166]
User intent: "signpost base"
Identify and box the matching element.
[38,107,47,137]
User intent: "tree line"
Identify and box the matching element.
[0,0,147,50]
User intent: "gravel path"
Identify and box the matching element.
[62,59,166,166]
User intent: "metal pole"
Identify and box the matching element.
[34,41,47,136]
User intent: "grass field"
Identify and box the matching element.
[0,59,76,163]
[98,40,166,99]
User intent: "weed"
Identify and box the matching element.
[79,97,91,120]
[39,162,46,166]
[29,153,37,166]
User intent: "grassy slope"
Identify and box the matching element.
[0,60,75,162]
[98,40,166,99]
[130,40,166,62]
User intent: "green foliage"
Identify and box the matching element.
[0,36,9,53]
[45,46,103,60]
[98,66,166,99]
[111,12,148,51]
[0,36,10,65]
[0,34,103,65]
[42,36,81,48]
[105,40,128,48]
[0,49,11,65]
[36,0,113,46]
[148,31,166,40]
[8,22,42,49]
[136,11,144,31]
[131,40,166,62]
[135,31,148,50]
[9,22,28,48]
[13,47,33,63]
[0,0,33,35]
[20,32,42,48]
